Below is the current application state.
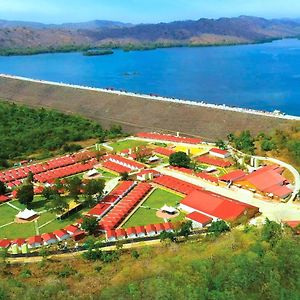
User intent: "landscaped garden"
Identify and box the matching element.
[123,188,184,227]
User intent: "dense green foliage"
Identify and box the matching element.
[81,216,99,235]
[169,151,191,168]
[83,49,114,56]
[228,130,255,154]
[0,181,6,195]
[0,44,91,56]
[17,184,34,207]
[0,101,122,163]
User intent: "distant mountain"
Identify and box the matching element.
[0,19,132,30]
[0,16,300,52]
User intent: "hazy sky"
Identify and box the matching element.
[0,0,299,24]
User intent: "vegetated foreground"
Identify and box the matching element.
[0,225,299,300]
[0,76,295,141]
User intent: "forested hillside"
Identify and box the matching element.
[0,222,299,299]
[0,101,122,167]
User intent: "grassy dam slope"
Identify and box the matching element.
[0,76,296,140]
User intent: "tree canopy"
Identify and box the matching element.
[169,151,191,168]
[17,184,34,207]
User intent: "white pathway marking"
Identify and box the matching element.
[6,202,21,211]
[0,221,14,228]
[34,220,39,235]
[1,73,300,121]
[38,218,56,229]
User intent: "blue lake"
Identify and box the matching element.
[0,39,300,115]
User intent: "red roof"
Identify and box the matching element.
[196,156,232,168]
[105,155,145,170]
[27,235,42,245]
[64,225,79,234]
[11,238,26,246]
[102,161,131,174]
[162,222,174,231]
[0,239,11,248]
[145,224,156,233]
[209,148,229,156]
[115,228,126,237]
[242,165,292,198]
[195,172,218,183]
[181,190,257,221]
[0,195,9,203]
[106,229,116,238]
[41,233,57,242]
[186,211,212,225]
[284,220,300,228]
[53,229,69,238]
[154,223,165,232]
[219,170,246,182]
[87,203,110,217]
[135,226,146,234]
[154,147,175,157]
[126,227,137,236]
[137,169,161,177]
[137,132,201,144]
[153,175,203,195]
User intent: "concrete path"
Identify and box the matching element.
[6,202,21,211]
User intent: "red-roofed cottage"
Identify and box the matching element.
[186,211,213,228]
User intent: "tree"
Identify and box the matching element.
[160,231,177,243]
[261,218,282,247]
[120,172,129,181]
[65,176,82,200]
[81,216,99,235]
[208,220,230,236]
[177,221,193,238]
[261,139,276,152]
[169,151,191,168]
[26,171,34,184]
[0,181,6,195]
[216,140,227,150]
[46,194,69,215]
[17,184,34,207]
[82,179,105,207]
[42,186,59,201]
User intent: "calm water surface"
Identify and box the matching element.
[0,39,300,115]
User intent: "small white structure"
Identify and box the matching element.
[16,209,38,221]
[126,227,137,239]
[161,204,177,215]
[42,233,57,245]
[148,155,160,163]
[209,148,230,159]
[86,169,100,177]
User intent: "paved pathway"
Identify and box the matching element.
[6,202,21,211]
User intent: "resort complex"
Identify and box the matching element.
[0,131,299,256]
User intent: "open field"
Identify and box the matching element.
[0,76,297,140]
[109,139,148,152]
[123,189,184,227]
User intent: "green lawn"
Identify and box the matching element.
[0,222,36,239]
[0,204,17,226]
[109,139,148,152]
[123,189,184,228]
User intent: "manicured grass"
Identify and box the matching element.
[109,139,148,152]
[0,222,36,239]
[0,204,17,226]
[123,189,184,227]
[142,189,183,209]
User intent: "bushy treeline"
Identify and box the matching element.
[0,101,123,165]
[228,125,300,167]
[0,44,91,56]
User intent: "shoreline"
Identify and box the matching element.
[1,73,300,121]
